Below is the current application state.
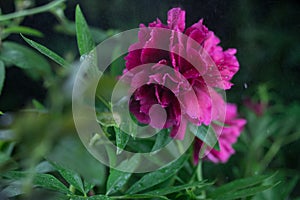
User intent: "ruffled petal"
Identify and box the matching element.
[167,8,185,32]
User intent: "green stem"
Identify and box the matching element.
[197,160,203,181]
[260,132,300,173]
[283,132,300,145]
[196,160,206,199]
[260,139,282,172]
[0,0,66,21]
[96,94,112,111]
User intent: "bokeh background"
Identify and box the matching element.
[0,0,300,199]
[1,0,299,109]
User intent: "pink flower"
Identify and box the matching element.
[244,98,267,116]
[193,103,246,164]
[203,33,240,89]
[126,61,208,140]
[123,7,240,140]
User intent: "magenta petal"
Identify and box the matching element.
[178,89,201,125]
[203,32,220,52]
[167,8,185,32]
[185,19,209,45]
[203,103,246,163]
[203,33,240,90]
[186,47,207,75]
[141,29,170,64]
[125,24,152,70]
[155,85,172,107]
[193,83,213,125]
[170,43,185,71]
[149,18,168,28]
[125,48,142,70]
[129,98,150,124]
[170,117,187,140]
[131,70,150,89]
[149,104,167,129]
[225,103,238,119]
[193,138,202,165]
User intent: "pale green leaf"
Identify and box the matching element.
[32,99,46,110]
[209,174,276,198]
[51,162,85,194]
[214,184,279,200]
[0,41,51,79]
[126,155,188,194]
[4,171,70,194]
[151,129,171,152]
[21,34,69,67]
[146,180,212,196]
[75,5,95,56]
[106,154,141,195]
[189,124,220,151]
[114,127,130,154]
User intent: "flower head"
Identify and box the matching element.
[244,98,267,116]
[193,103,246,164]
[123,7,243,154]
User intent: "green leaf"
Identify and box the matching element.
[51,161,85,194]
[0,61,5,95]
[122,194,168,199]
[32,99,46,110]
[126,154,188,194]
[110,46,124,77]
[281,175,299,198]
[114,127,130,154]
[106,170,131,195]
[151,129,171,152]
[33,173,70,194]
[2,26,43,37]
[214,184,278,200]
[0,41,51,79]
[84,196,112,200]
[1,182,23,198]
[4,171,69,194]
[83,180,95,194]
[75,5,95,56]
[0,152,18,172]
[189,124,220,151]
[47,137,106,186]
[209,174,275,198]
[0,129,15,141]
[21,34,69,67]
[146,181,212,196]
[106,155,141,195]
[213,120,230,127]
[35,161,55,173]
[71,195,112,200]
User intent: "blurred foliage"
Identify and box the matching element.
[0,0,299,199]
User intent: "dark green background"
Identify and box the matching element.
[0,0,300,198]
[0,0,299,110]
